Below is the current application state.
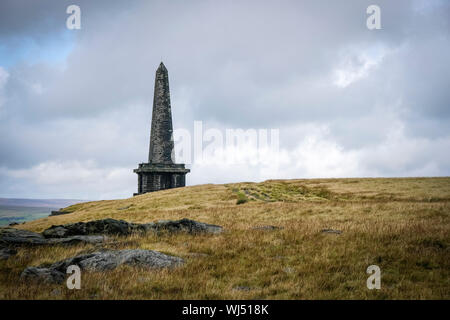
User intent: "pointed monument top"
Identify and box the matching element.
[157,62,167,73]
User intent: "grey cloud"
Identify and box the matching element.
[0,0,449,198]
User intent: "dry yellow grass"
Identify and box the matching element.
[1,177,449,299]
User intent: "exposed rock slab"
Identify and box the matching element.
[0,227,106,246]
[21,249,183,284]
[0,227,48,246]
[2,218,221,247]
[148,218,223,235]
[252,225,283,231]
[47,235,106,245]
[321,229,342,234]
[50,249,184,271]
[42,218,223,238]
[43,218,146,238]
[50,210,71,216]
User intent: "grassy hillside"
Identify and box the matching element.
[1,177,449,299]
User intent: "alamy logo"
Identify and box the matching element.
[66,5,81,30]
[366,265,381,289]
[66,265,81,289]
[173,121,280,166]
[366,5,381,30]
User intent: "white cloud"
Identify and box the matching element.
[188,120,450,186]
[332,46,387,88]
[187,125,362,185]
[358,122,450,176]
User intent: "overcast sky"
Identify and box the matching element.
[0,0,449,199]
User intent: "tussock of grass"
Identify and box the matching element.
[1,177,449,299]
[236,191,249,205]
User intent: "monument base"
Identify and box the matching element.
[133,163,190,195]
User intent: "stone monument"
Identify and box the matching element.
[134,62,189,195]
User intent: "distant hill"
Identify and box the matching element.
[0,198,89,226]
[0,198,86,208]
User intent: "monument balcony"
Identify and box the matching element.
[134,162,190,174]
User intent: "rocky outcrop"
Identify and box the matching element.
[1,218,221,247]
[21,249,183,284]
[42,218,140,238]
[0,227,48,246]
[50,210,71,216]
[147,218,223,235]
[42,218,223,238]
[0,227,106,246]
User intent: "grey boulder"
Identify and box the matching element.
[20,267,65,284]
[21,249,183,284]
[49,249,184,272]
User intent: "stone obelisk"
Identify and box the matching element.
[134,62,190,195]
